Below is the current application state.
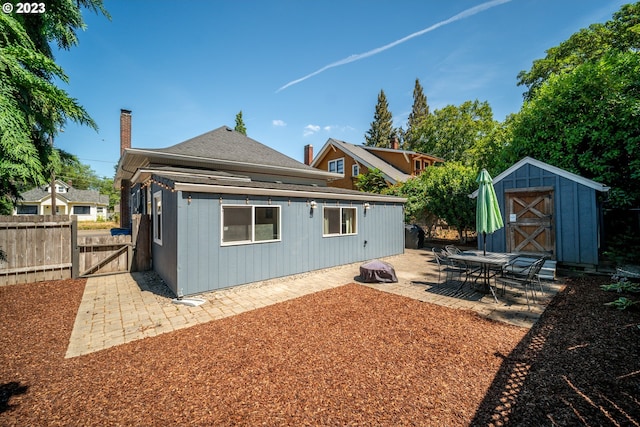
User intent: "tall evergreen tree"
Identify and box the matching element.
[0,2,108,205]
[405,78,429,150]
[364,90,394,147]
[234,110,247,135]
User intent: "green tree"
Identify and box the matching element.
[364,89,394,147]
[517,2,640,100]
[57,153,101,190]
[404,78,429,150]
[234,110,247,135]
[389,163,477,241]
[355,168,388,193]
[414,100,500,168]
[506,51,640,209]
[0,2,108,206]
[98,177,120,211]
[422,163,477,242]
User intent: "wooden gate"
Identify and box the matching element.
[74,214,151,278]
[76,235,133,277]
[505,188,555,259]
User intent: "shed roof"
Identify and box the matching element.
[470,157,610,198]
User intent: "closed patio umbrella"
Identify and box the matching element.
[476,169,504,255]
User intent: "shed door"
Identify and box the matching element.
[505,188,555,259]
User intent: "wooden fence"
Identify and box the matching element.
[0,215,73,285]
[0,214,151,286]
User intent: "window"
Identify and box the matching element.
[323,207,357,236]
[221,205,281,245]
[73,205,90,215]
[17,205,37,215]
[328,158,344,174]
[352,164,360,177]
[153,191,162,245]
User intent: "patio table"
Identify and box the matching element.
[447,251,516,302]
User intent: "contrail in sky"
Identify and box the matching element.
[276,0,512,93]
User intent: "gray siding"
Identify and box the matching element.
[484,163,600,265]
[175,192,404,295]
[151,183,179,293]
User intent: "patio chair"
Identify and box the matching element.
[496,257,546,309]
[432,248,467,286]
[501,255,547,294]
[444,245,482,281]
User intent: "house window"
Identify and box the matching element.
[352,164,360,177]
[17,205,38,215]
[414,159,421,172]
[328,158,344,174]
[221,205,281,245]
[153,191,162,245]
[73,205,90,215]
[323,207,357,236]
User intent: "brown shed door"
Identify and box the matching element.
[506,188,555,259]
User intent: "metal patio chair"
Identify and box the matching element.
[496,257,546,309]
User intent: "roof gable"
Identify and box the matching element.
[312,139,411,184]
[470,157,610,198]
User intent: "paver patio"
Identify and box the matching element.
[65,248,565,358]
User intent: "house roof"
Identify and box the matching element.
[153,173,407,203]
[20,182,109,205]
[116,126,340,186]
[311,139,412,184]
[469,156,611,198]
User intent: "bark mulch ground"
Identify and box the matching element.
[1,275,639,426]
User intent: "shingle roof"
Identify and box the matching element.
[146,126,316,171]
[20,186,109,205]
[315,139,411,184]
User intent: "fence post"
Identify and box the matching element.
[71,215,79,278]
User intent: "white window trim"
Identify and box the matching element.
[322,206,358,237]
[328,158,345,175]
[153,190,163,246]
[220,204,282,246]
[352,164,359,177]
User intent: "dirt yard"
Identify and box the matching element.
[1,275,638,426]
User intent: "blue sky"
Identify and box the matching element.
[53,0,627,179]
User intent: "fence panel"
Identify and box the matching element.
[0,215,73,285]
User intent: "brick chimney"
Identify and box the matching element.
[304,144,313,165]
[120,109,132,157]
[119,109,132,229]
[391,136,399,150]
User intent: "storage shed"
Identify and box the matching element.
[472,157,609,267]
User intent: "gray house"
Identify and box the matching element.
[473,157,610,267]
[115,123,406,296]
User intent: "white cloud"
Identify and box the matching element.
[272,119,287,127]
[303,124,321,137]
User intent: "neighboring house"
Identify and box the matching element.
[471,157,610,268]
[115,113,406,296]
[306,138,444,190]
[15,179,109,221]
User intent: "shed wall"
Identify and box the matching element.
[484,163,599,265]
[175,192,404,295]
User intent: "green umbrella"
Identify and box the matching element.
[476,169,504,255]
